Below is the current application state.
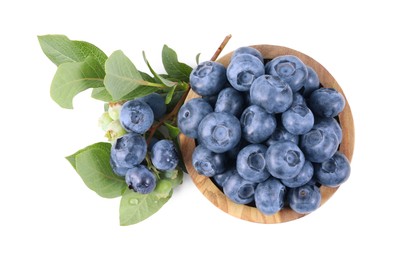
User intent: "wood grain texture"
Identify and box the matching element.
[179,44,355,223]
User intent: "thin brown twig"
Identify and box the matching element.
[210,34,232,61]
[146,34,232,145]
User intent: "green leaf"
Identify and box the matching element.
[162,45,192,82]
[139,71,155,82]
[165,85,177,104]
[142,51,176,87]
[38,34,107,67]
[164,122,180,139]
[120,86,158,101]
[66,142,110,169]
[91,87,113,102]
[104,50,160,100]
[119,188,172,226]
[166,90,185,112]
[51,56,105,108]
[68,142,127,198]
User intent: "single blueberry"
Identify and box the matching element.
[227,54,265,92]
[265,141,305,179]
[192,145,227,177]
[300,128,339,163]
[177,98,213,139]
[266,55,308,92]
[110,133,147,168]
[236,144,270,183]
[120,99,154,134]
[254,177,286,215]
[250,74,293,114]
[223,171,256,204]
[190,61,227,96]
[288,184,321,214]
[308,88,345,118]
[215,87,245,117]
[314,151,351,187]
[198,112,241,153]
[125,165,156,194]
[240,105,277,143]
[151,140,179,171]
[282,104,314,135]
[231,46,264,64]
[138,93,166,120]
[281,160,314,188]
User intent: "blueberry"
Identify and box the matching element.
[110,133,147,168]
[265,126,299,146]
[120,100,154,134]
[281,160,314,188]
[300,128,339,163]
[302,66,320,97]
[227,54,265,92]
[231,46,264,64]
[314,151,351,187]
[215,87,245,117]
[110,157,129,177]
[223,171,256,204]
[313,117,342,143]
[198,112,241,153]
[308,88,345,118]
[236,144,270,182]
[282,104,314,135]
[190,61,227,96]
[177,98,213,138]
[213,168,237,188]
[240,105,276,143]
[250,75,293,114]
[192,145,227,177]
[151,140,179,171]
[138,93,166,120]
[125,165,156,194]
[254,177,286,215]
[288,184,321,214]
[265,141,305,179]
[266,55,308,92]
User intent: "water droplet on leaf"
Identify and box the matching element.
[129,198,139,205]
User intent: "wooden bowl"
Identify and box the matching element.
[179,44,355,223]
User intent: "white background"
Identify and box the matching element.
[1,0,392,259]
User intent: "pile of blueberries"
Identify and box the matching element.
[109,93,179,194]
[178,46,351,215]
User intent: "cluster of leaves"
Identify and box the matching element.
[38,35,193,225]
